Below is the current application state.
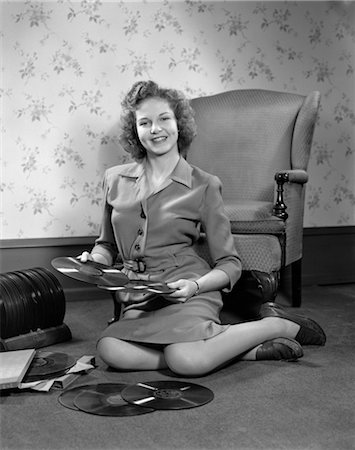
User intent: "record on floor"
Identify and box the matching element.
[58,383,123,411]
[67,383,155,416]
[51,257,129,287]
[23,351,76,382]
[121,380,214,410]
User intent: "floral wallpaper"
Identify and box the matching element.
[1,0,354,239]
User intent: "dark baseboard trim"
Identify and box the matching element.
[1,227,354,302]
[301,226,355,286]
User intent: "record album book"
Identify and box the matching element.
[0,349,36,390]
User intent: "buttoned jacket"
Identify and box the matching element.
[93,157,241,289]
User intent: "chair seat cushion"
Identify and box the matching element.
[194,233,281,273]
[232,234,282,272]
[224,200,285,234]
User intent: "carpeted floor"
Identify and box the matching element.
[1,284,355,450]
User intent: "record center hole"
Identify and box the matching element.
[154,389,182,400]
[79,266,103,276]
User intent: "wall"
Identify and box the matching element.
[1,0,355,240]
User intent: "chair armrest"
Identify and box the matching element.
[272,170,309,220]
[275,169,309,185]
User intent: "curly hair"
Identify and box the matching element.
[119,80,197,160]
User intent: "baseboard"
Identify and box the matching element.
[301,226,355,286]
[1,227,354,302]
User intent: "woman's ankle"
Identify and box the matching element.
[262,316,300,339]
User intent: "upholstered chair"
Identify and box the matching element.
[186,89,320,309]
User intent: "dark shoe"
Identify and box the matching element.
[260,302,326,346]
[256,338,303,361]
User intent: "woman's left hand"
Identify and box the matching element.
[166,279,199,302]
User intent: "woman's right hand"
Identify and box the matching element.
[78,251,110,266]
[78,251,94,263]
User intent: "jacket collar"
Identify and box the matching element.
[114,157,193,189]
[170,156,193,188]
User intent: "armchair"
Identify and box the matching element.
[187,89,320,308]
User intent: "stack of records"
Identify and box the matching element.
[58,380,214,416]
[0,268,71,351]
[51,257,175,294]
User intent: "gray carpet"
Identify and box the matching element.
[1,284,355,450]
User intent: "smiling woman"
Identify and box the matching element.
[119,80,197,161]
[136,98,179,157]
[76,80,326,377]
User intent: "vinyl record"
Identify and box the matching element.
[58,383,123,411]
[70,383,155,416]
[3,273,27,335]
[26,269,53,329]
[51,257,129,287]
[0,275,19,339]
[98,280,176,294]
[19,270,46,331]
[23,351,76,382]
[121,380,214,410]
[0,279,11,339]
[35,267,66,325]
[146,282,176,295]
[8,271,37,333]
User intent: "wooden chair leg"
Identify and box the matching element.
[291,258,302,307]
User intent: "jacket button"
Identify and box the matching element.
[135,244,141,251]
[138,228,144,235]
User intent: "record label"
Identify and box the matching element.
[121,380,214,410]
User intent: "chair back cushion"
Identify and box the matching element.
[187,89,305,202]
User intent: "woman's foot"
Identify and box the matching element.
[255,338,303,361]
[260,303,326,346]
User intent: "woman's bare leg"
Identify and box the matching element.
[97,317,300,374]
[97,337,168,371]
[164,317,300,376]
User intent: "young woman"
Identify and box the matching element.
[80,81,325,377]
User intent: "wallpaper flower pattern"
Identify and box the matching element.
[1,0,354,239]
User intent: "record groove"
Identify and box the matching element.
[51,257,129,287]
[60,383,155,416]
[23,351,76,382]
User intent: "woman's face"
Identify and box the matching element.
[135,97,179,158]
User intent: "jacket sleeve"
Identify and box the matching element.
[91,171,119,265]
[200,175,242,291]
